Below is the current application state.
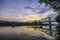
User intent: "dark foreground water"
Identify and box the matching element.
[0,26,55,40]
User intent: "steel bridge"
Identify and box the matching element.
[32,17,58,37]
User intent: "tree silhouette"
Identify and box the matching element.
[38,0,60,40]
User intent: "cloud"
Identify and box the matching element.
[0,0,57,22]
[24,6,33,9]
[0,6,56,22]
[41,10,56,19]
[24,4,51,14]
[23,6,56,21]
[48,13,58,18]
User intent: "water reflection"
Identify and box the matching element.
[0,26,32,34]
[0,26,55,40]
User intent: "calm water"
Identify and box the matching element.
[0,26,55,40]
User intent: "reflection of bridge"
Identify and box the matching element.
[33,17,57,37]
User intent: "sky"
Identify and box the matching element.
[0,0,58,22]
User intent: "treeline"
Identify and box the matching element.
[0,21,56,26]
[0,21,41,26]
[0,21,22,26]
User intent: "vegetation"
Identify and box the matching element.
[0,21,41,26]
[38,0,60,40]
[0,21,56,26]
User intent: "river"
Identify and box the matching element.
[0,26,55,40]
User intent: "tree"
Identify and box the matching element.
[38,0,60,40]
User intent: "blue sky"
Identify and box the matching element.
[0,0,58,22]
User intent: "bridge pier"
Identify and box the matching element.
[48,17,52,35]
